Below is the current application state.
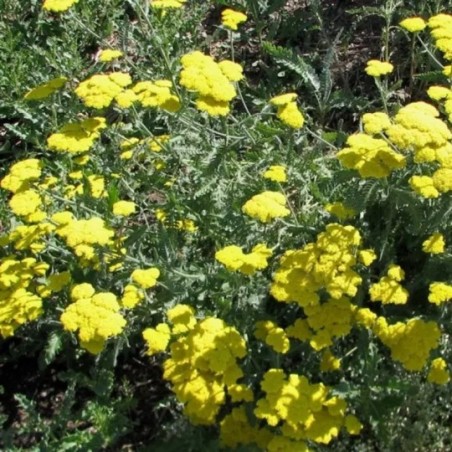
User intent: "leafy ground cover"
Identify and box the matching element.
[0,0,452,450]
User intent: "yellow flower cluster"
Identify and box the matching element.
[428,14,452,61]
[422,232,445,254]
[215,243,272,275]
[271,223,364,307]
[75,73,135,109]
[387,102,451,152]
[340,93,452,188]
[143,305,248,424]
[61,283,126,354]
[263,165,287,182]
[427,357,450,384]
[53,212,115,266]
[98,49,123,62]
[369,264,409,305]
[400,17,427,33]
[373,317,441,371]
[0,257,47,337]
[242,191,290,223]
[362,112,391,135]
[270,93,304,129]
[337,133,406,178]
[131,267,160,289]
[254,369,362,445]
[112,200,136,217]
[302,296,356,350]
[0,158,42,193]
[180,51,244,116]
[43,0,79,12]
[24,76,67,101]
[133,80,180,112]
[428,282,452,305]
[1,159,47,223]
[7,222,55,254]
[427,85,452,126]
[324,202,356,220]
[47,117,107,154]
[255,320,290,353]
[8,189,45,223]
[120,268,159,311]
[221,8,247,31]
[365,60,394,77]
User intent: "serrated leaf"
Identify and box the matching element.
[43,332,63,366]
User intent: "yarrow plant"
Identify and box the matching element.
[1,3,452,450]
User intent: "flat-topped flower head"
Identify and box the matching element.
[365,60,394,77]
[400,17,427,33]
[43,0,79,12]
[221,9,247,31]
[99,49,123,62]
[242,191,290,223]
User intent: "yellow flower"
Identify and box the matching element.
[0,158,42,193]
[196,96,230,117]
[324,202,356,220]
[43,0,79,12]
[362,112,391,135]
[427,358,450,385]
[409,175,439,198]
[121,284,144,308]
[221,9,247,31]
[422,232,445,254]
[276,102,304,128]
[47,117,107,154]
[270,92,298,106]
[374,317,441,371]
[131,267,160,289]
[400,17,427,32]
[337,133,405,178]
[61,291,126,354]
[215,243,272,275]
[113,200,136,216]
[143,323,171,355]
[358,249,377,266]
[99,49,123,62]
[369,265,409,305]
[167,304,196,333]
[365,60,394,77]
[9,189,43,219]
[218,60,244,81]
[255,320,290,354]
[427,85,452,101]
[428,282,452,305]
[242,191,290,223]
[432,167,452,193]
[75,73,133,109]
[263,165,287,182]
